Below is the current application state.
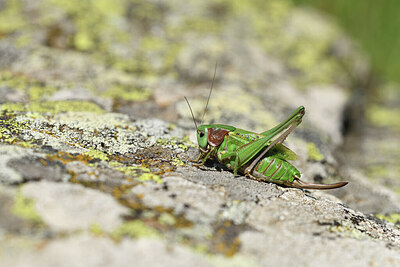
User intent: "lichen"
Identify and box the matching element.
[367,105,400,130]
[89,223,104,236]
[0,111,31,146]
[156,137,192,151]
[85,149,109,161]
[0,0,26,34]
[375,213,400,225]
[1,101,104,114]
[306,142,324,161]
[158,213,176,226]
[12,190,43,225]
[102,85,152,102]
[138,172,162,184]
[327,220,372,240]
[0,71,58,101]
[111,220,160,240]
[171,158,185,166]
[115,166,162,184]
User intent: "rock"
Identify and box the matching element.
[0,0,398,265]
[131,176,226,224]
[1,235,211,267]
[0,145,37,184]
[21,181,129,232]
[240,230,400,267]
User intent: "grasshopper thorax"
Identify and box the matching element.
[197,124,235,150]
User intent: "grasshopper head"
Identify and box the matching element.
[196,126,209,150]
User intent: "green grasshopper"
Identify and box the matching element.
[185,68,348,190]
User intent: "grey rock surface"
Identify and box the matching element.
[21,181,129,232]
[1,235,211,267]
[1,0,400,266]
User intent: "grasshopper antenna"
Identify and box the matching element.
[184,96,198,130]
[200,61,217,125]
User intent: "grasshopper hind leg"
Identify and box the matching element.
[284,176,348,190]
[248,168,348,190]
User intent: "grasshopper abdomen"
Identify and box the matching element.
[251,156,300,184]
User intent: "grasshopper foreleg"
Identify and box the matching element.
[192,147,215,167]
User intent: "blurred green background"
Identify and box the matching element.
[294,0,400,84]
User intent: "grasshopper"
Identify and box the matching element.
[185,67,348,190]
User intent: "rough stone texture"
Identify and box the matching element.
[21,181,129,232]
[1,235,211,267]
[240,230,400,267]
[132,176,226,223]
[0,145,41,184]
[1,0,400,266]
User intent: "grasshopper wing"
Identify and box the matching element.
[268,143,298,161]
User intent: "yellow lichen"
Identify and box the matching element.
[1,101,104,114]
[115,166,162,184]
[306,142,324,161]
[111,220,160,240]
[89,223,104,236]
[367,105,400,130]
[12,190,43,225]
[103,85,152,102]
[171,158,185,166]
[375,213,400,224]
[85,149,109,161]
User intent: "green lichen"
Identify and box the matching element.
[28,85,58,102]
[306,142,324,161]
[158,213,176,226]
[74,31,95,51]
[109,161,123,167]
[171,158,185,166]
[115,166,162,184]
[111,220,160,240]
[0,0,26,34]
[45,0,127,52]
[0,111,31,145]
[12,190,43,225]
[89,223,104,236]
[327,220,371,240]
[367,105,400,130]
[0,71,58,101]
[375,213,400,224]
[1,101,104,114]
[366,165,390,182]
[156,137,193,150]
[102,85,152,102]
[85,149,109,161]
[138,172,162,184]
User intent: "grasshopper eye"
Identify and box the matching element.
[197,129,208,149]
